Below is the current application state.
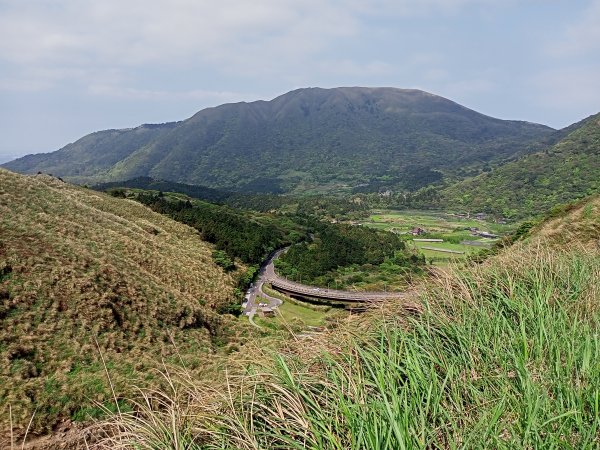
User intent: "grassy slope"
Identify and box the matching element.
[530,195,600,248]
[102,196,600,449]
[442,113,600,218]
[0,169,247,435]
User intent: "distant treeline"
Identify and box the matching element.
[95,176,371,217]
[94,177,289,212]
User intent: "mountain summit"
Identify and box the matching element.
[3,87,554,193]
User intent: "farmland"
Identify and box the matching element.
[359,210,513,265]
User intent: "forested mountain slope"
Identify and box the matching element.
[3,87,553,194]
[442,113,600,218]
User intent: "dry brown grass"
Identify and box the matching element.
[0,169,251,440]
[533,195,600,247]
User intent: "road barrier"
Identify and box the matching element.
[269,277,400,303]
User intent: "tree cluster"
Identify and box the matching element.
[276,220,410,283]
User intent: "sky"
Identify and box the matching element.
[1,0,599,163]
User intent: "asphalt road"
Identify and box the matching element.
[242,250,284,317]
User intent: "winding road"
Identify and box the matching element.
[243,249,405,318]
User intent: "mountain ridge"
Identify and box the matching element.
[441,111,600,217]
[3,87,554,193]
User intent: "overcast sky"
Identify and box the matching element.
[1,0,599,163]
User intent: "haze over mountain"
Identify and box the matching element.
[3,87,554,194]
[442,112,600,218]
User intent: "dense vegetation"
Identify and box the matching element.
[3,87,553,194]
[116,188,426,292]
[0,170,253,437]
[95,176,291,212]
[276,219,424,289]
[442,112,600,218]
[100,195,600,449]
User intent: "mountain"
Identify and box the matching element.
[441,112,600,218]
[0,169,247,436]
[3,87,554,194]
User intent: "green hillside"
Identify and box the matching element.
[3,87,553,194]
[4,123,179,179]
[0,169,248,436]
[442,113,600,218]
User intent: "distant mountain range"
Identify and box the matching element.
[441,112,600,217]
[3,87,554,194]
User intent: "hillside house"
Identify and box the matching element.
[478,231,499,239]
[411,227,426,236]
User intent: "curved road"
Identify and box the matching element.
[243,249,404,317]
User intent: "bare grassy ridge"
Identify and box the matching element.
[0,169,247,436]
[532,195,600,248]
[100,197,600,449]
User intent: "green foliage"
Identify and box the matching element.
[212,250,235,271]
[235,265,260,298]
[216,302,243,317]
[237,266,258,286]
[107,187,127,198]
[442,112,600,218]
[136,193,295,264]
[512,220,537,241]
[276,219,420,286]
[72,399,132,422]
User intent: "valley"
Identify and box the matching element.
[1,87,598,449]
[2,0,600,445]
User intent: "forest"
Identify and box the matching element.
[275,218,424,287]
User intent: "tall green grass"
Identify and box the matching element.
[101,246,600,449]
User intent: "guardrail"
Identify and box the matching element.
[269,277,400,302]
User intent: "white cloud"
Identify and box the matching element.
[338,0,499,16]
[0,77,53,92]
[549,0,600,56]
[87,84,255,104]
[0,0,506,77]
[0,0,356,66]
[534,66,600,111]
